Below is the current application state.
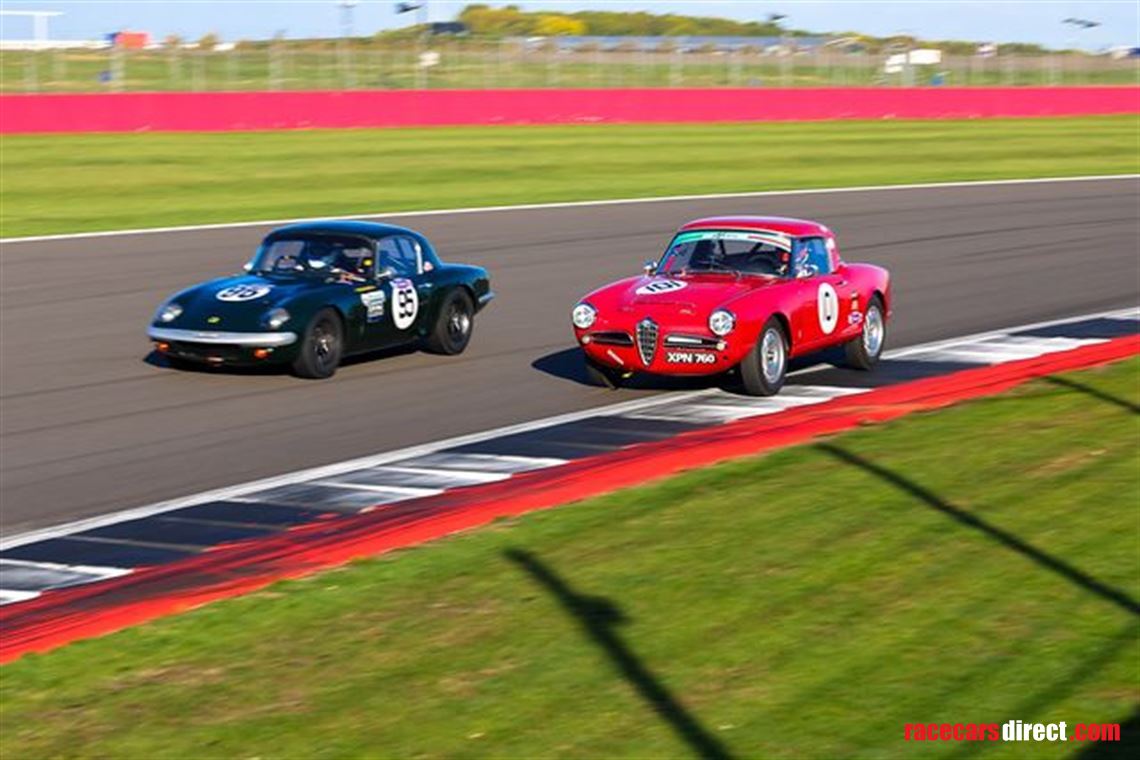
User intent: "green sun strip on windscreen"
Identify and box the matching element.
[673,229,792,249]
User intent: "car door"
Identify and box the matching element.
[363,234,436,348]
[789,237,853,352]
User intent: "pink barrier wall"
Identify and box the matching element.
[2,87,1137,134]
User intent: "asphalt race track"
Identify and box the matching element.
[2,177,1137,535]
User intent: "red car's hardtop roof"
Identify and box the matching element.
[679,216,830,238]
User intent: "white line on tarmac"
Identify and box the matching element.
[2,174,1136,244]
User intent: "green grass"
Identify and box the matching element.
[1,115,1137,238]
[3,358,1138,758]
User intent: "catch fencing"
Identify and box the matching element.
[2,39,1137,93]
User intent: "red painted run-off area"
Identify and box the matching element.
[1,335,1136,663]
[2,87,1137,133]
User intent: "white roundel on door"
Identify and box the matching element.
[817,282,839,335]
[391,278,418,330]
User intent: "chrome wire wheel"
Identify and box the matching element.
[862,304,884,358]
[312,320,338,372]
[761,327,785,386]
[447,302,471,344]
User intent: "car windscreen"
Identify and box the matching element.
[252,235,374,277]
[657,230,792,277]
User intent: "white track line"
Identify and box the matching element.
[0,306,1135,552]
[2,174,1135,244]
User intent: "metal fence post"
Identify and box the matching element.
[112,46,125,91]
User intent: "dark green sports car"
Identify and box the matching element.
[148,221,494,378]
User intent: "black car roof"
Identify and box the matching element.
[267,220,420,239]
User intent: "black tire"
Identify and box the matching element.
[739,317,788,396]
[424,289,474,355]
[844,296,886,370]
[291,308,344,379]
[584,354,626,389]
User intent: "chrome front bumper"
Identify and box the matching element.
[147,327,298,346]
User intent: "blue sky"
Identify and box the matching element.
[1,1,1136,50]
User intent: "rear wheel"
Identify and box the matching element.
[739,318,787,396]
[291,308,344,379]
[845,296,885,370]
[424,289,474,355]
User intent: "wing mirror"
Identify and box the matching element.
[643,260,656,274]
[243,262,253,272]
[376,266,396,281]
[796,264,818,279]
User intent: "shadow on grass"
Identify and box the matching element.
[1043,375,1140,415]
[1076,704,1140,759]
[815,444,1140,618]
[945,623,1140,760]
[505,548,733,760]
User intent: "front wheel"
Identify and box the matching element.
[291,308,344,379]
[739,318,788,396]
[424,289,474,355]
[845,296,885,370]
[584,354,626,389]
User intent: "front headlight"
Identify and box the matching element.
[572,302,597,330]
[157,302,183,323]
[265,307,291,329]
[709,309,735,336]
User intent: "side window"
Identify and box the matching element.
[377,236,419,277]
[795,237,832,276]
[393,237,421,276]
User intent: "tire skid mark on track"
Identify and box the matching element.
[1,308,1135,610]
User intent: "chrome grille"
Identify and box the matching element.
[636,318,658,366]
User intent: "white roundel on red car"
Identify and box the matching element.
[817,282,839,334]
[216,284,271,302]
[391,278,418,330]
[636,279,688,296]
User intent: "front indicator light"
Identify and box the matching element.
[572,302,597,329]
[253,348,273,359]
[155,342,170,352]
[709,309,735,337]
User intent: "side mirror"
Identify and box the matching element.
[243,262,253,272]
[643,260,656,275]
[376,266,396,281]
[796,264,817,280]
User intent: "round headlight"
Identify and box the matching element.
[265,307,291,329]
[158,303,183,323]
[572,302,597,330]
[709,309,735,337]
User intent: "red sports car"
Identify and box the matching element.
[571,216,891,395]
